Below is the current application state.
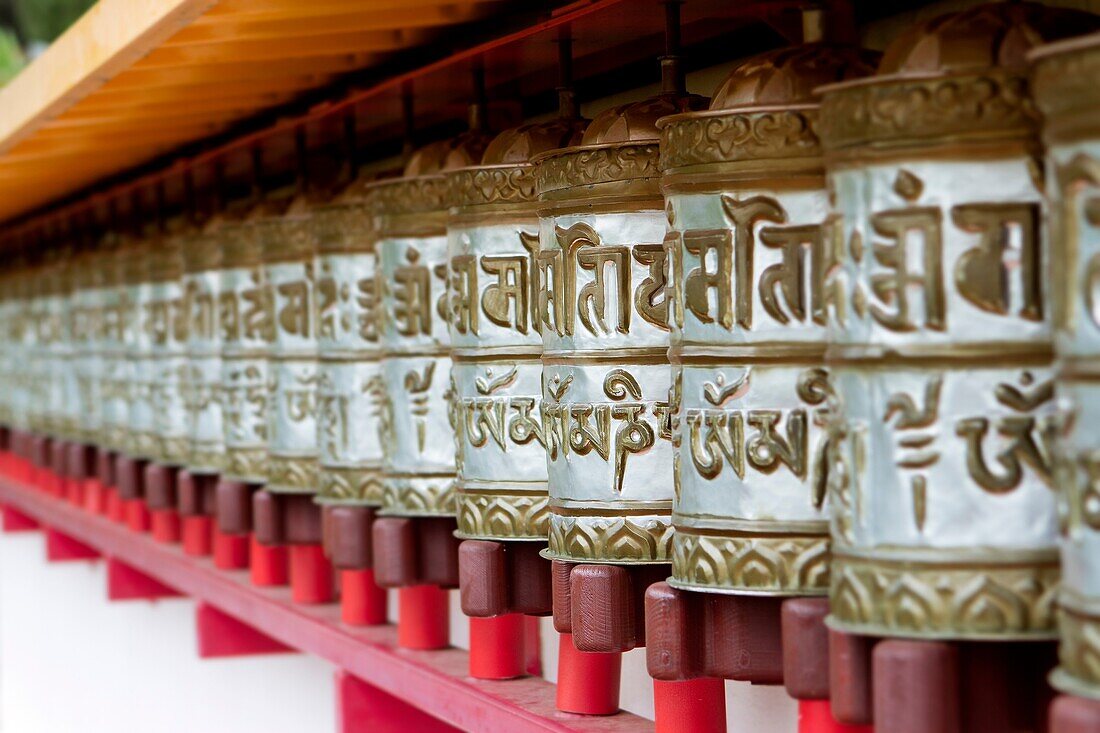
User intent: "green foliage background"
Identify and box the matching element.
[0,0,96,84]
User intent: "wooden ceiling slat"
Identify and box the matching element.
[134,30,428,68]
[86,77,329,104]
[204,0,501,21]
[103,56,371,90]
[65,93,296,117]
[167,6,493,44]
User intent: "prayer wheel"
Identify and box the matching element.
[100,230,134,508]
[133,224,190,532]
[533,20,708,677]
[183,221,227,480]
[313,178,388,622]
[256,189,333,602]
[220,204,282,489]
[647,40,878,705]
[447,95,587,613]
[259,196,321,498]
[368,117,491,647]
[1033,28,1100,730]
[818,3,1098,727]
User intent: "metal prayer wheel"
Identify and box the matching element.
[73,247,103,451]
[43,249,75,445]
[313,185,384,507]
[124,234,157,462]
[370,134,489,519]
[660,43,878,596]
[258,196,320,495]
[25,259,49,440]
[447,115,587,543]
[12,268,33,441]
[220,204,280,485]
[55,250,79,448]
[535,90,706,565]
[819,2,1097,641]
[148,227,190,469]
[1033,30,1100,700]
[0,269,14,433]
[98,233,131,457]
[183,221,228,476]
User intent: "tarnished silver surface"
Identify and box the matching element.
[25,264,48,437]
[1034,35,1100,699]
[822,155,1059,640]
[72,251,103,445]
[535,207,676,563]
[315,202,385,505]
[261,206,319,494]
[149,234,189,466]
[125,241,157,460]
[376,230,456,516]
[183,229,225,474]
[219,224,271,484]
[10,273,34,434]
[448,213,548,540]
[665,185,834,595]
[98,244,132,454]
[659,43,880,595]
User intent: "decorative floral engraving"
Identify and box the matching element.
[661,109,822,171]
[536,143,660,197]
[830,553,1059,639]
[547,513,674,563]
[820,73,1036,153]
[671,531,829,594]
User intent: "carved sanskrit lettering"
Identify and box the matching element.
[577,245,631,336]
[394,248,432,337]
[481,255,529,334]
[686,369,825,485]
[884,377,942,531]
[952,203,1042,321]
[956,372,1054,494]
[356,276,379,342]
[242,270,273,342]
[683,195,786,330]
[537,223,667,338]
[450,253,478,335]
[759,224,827,326]
[867,208,946,332]
[543,370,667,494]
[316,273,338,340]
[276,280,311,337]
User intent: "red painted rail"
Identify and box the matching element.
[0,475,652,733]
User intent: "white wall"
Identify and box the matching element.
[0,530,335,733]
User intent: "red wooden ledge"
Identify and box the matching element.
[0,476,652,733]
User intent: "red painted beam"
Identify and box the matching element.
[195,602,294,658]
[45,527,100,561]
[0,476,652,733]
[106,557,183,601]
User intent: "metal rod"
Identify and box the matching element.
[660,0,685,96]
[556,31,578,120]
[250,144,264,202]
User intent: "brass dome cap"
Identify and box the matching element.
[582,92,708,146]
[877,1,1100,77]
[403,129,493,177]
[481,116,589,166]
[710,43,879,110]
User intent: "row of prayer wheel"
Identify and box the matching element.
[8,2,1100,730]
